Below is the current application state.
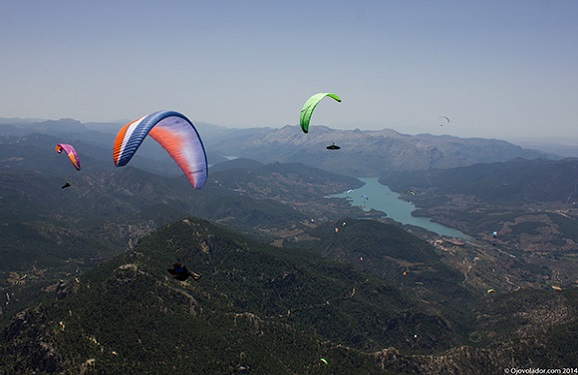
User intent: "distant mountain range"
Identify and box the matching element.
[0,117,552,177]
[206,124,552,175]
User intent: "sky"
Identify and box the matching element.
[1,0,577,141]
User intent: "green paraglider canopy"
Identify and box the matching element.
[300,93,341,133]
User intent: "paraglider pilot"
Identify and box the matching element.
[326,142,341,150]
[168,262,202,281]
[61,181,72,189]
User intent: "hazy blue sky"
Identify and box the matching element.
[2,0,577,140]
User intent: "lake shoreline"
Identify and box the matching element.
[330,177,472,240]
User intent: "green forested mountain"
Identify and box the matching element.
[2,218,577,374]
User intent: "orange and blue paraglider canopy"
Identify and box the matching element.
[113,110,208,190]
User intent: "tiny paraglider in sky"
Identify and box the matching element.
[320,358,328,365]
[439,116,450,126]
[61,181,72,189]
[361,194,368,200]
[300,93,341,134]
[346,189,353,194]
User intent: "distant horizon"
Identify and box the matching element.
[3,115,578,155]
[2,112,577,145]
[2,1,577,141]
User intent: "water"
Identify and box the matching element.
[331,177,471,239]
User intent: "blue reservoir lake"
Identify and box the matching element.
[331,177,471,239]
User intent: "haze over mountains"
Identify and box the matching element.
[1,117,578,374]
[0,117,552,176]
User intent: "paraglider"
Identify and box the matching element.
[439,116,450,126]
[361,195,368,200]
[300,93,341,133]
[487,288,495,294]
[55,144,81,171]
[320,358,328,365]
[404,189,416,196]
[346,189,353,194]
[326,142,340,150]
[167,262,201,281]
[61,181,72,189]
[491,231,498,246]
[113,111,208,190]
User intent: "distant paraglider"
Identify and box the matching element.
[300,93,341,134]
[61,181,72,189]
[167,262,201,281]
[113,111,208,190]
[55,144,81,171]
[439,116,450,126]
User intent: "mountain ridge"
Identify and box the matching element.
[1,117,552,177]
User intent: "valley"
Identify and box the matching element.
[0,119,577,374]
